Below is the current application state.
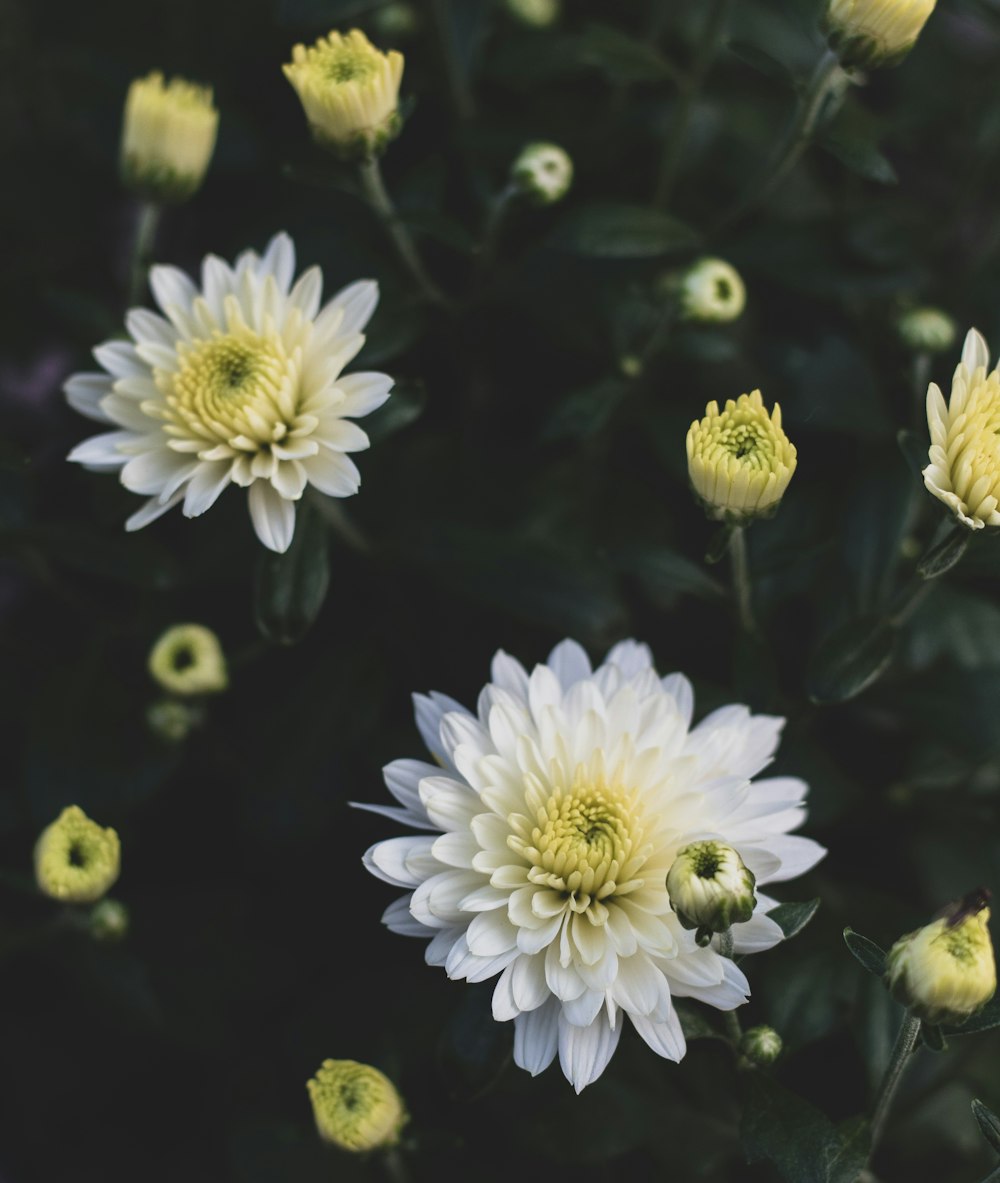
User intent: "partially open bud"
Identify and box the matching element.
[148,624,228,697]
[667,841,756,942]
[824,0,937,69]
[283,30,404,160]
[88,898,130,943]
[120,73,219,204]
[740,1025,783,1066]
[678,257,746,324]
[307,1059,407,1152]
[897,307,956,354]
[35,806,121,904]
[687,390,798,524]
[511,142,573,206]
[505,0,561,27]
[885,890,996,1025]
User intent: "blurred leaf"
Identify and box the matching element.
[549,204,699,258]
[742,1074,870,1183]
[674,1000,727,1042]
[15,524,178,590]
[578,22,681,84]
[807,615,896,704]
[540,379,628,442]
[274,0,375,30]
[921,1023,948,1052]
[842,458,911,612]
[253,501,330,645]
[365,379,426,444]
[972,1099,1000,1154]
[615,542,726,607]
[770,899,820,941]
[917,527,970,579]
[843,928,888,978]
[401,210,476,254]
[437,983,511,1098]
[821,101,898,185]
[906,587,1000,670]
[729,40,796,87]
[945,997,1000,1038]
[897,428,928,479]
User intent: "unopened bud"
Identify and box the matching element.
[307,1059,407,1152]
[511,142,573,206]
[667,840,756,940]
[35,806,121,905]
[740,1025,783,1066]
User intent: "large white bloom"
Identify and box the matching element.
[358,639,825,1092]
[65,232,392,553]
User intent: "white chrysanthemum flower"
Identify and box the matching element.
[923,328,1000,530]
[65,233,392,553]
[357,639,825,1092]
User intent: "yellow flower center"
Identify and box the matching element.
[160,328,301,449]
[321,45,380,84]
[704,409,779,471]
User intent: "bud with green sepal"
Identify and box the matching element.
[666,840,757,946]
[511,142,573,206]
[823,0,937,70]
[740,1025,783,1066]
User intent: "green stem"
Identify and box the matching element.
[869,1013,921,1154]
[428,0,475,121]
[728,526,756,633]
[980,1166,1000,1183]
[718,929,744,1043]
[381,1147,413,1183]
[653,0,733,208]
[715,48,846,232]
[308,489,371,553]
[472,183,518,294]
[127,201,161,307]
[357,156,450,308]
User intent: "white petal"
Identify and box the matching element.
[962,327,989,373]
[363,835,438,888]
[321,420,370,453]
[630,1009,686,1062]
[120,449,192,496]
[93,341,146,379]
[68,430,132,469]
[557,1010,622,1093]
[288,265,323,319]
[126,308,177,348]
[260,232,296,292]
[381,895,433,937]
[547,639,592,688]
[302,451,361,498]
[605,639,653,678]
[64,374,114,422]
[248,480,296,553]
[513,998,560,1076]
[337,371,393,418]
[749,835,826,883]
[148,264,198,317]
[182,462,232,517]
[125,489,184,531]
[327,279,379,336]
[660,673,694,729]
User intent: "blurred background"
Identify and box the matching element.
[3,0,1000,1179]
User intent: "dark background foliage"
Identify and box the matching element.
[3,0,1000,1179]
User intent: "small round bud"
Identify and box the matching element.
[283,29,404,161]
[88,898,130,943]
[897,307,956,354]
[824,0,937,70]
[371,3,420,40]
[740,1025,783,1066]
[146,698,203,743]
[678,257,746,324]
[619,354,643,379]
[35,806,121,904]
[307,1059,407,1152]
[505,0,561,28]
[148,624,227,697]
[511,142,573,206]
[667,841,757,936]
[120,73,219,204]
[686,390,798,524]
[885,890,996,1025]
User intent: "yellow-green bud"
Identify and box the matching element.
[283,29,404,161]
[824,0,937,69]
[885,891,997,1025]
[511,142,573,206]
[740,1025,783,1066]
[120,72,219,204]
[146,697,203,743]
[88,898,130,943]
[505,0,561,28]
[371,3,420,40]
[148,624,227,697]
[35,806,121,904]
[307,1059,407,1152]
[686,390,798,524]
[678,257,746,324]
[667,841,756,942]
[897,307,956,353]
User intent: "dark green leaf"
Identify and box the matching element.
[577,22,680,84]
[729,40,796,87]
[437,983,511,1099]
[770,899,821,941]
[364,379,426,444]
[807,615,896,704]
[821,119,898,186]
[674,1000,728,1042]
[921,1023,948,1052]
[972,1099,1000,1154]
[549,204,699,258]
[945,996,1000,1037]
[253,501,330,645]
[897,428,928,479]
[742,1074,871,1183]
[917,527,971,579]
[21,525,178,590]
[540,379,628,442]
[615,542,726,607]
[843,928,888,978]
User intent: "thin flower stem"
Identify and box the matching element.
[728,526,756,633]
[869,1013,922,1153]
[715,48,846,233]
[472,183,519,293]
[653,0,733,208]
[308,489,371,553]
[718,929,744,1044]
[427,0,475,122]
[381,1148,413,1183]
[127,201,161,308]
[357,156,450,308]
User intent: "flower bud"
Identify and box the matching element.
[120,73,219,204]
[678,257,746,324]
[885,890,996,1025]
[371,3,420,40]
[511,142,573,206]
[823,0,937,70]
[505,0,561,27]
[686,390,798,524]
[897,307,956,354]
[283,30,404,160]
[667,841,757,939]
[88,898,130,943]
[148,624,228,697]
[307,1059,407,1152]
[740,1025,783,1066]
[35,806,121,904]
[146,698,203,743]
[923,328,1000,530]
